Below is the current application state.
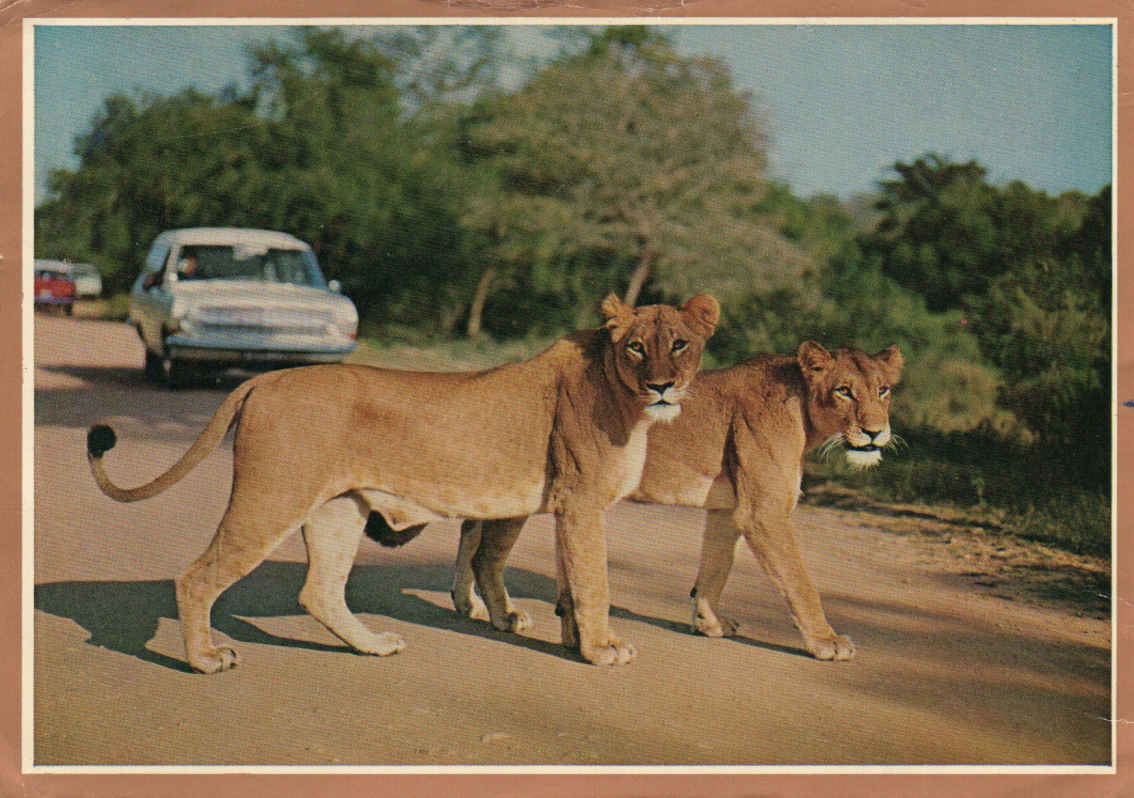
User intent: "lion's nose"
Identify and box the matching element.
[863,427,885,442]
[647,381,675,395]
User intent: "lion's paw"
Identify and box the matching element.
[581,637,636,666]
[492,609,533,634]
[188,645,240,674]
[452,590,489,622]
[356,631,406,657]
[806,632,855,661]
[692,610,740,638]
[691,600,740,638]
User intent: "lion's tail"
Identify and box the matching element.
[86,378,257,503]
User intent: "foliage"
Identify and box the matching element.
[860,155,1001,312]
[862,155,1110,477]
[36,90,272,293]
[456,27,807,337]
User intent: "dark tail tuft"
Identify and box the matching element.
[363,513,425,547]
[87,425,117,458]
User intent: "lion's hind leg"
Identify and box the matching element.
[470,517,532,633]
[299,495,405,657]
[453,519,532,633]
[176,504,303,674]
[690,509,743,638]
[452,520,490,621]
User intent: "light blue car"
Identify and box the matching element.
[129,227,358,388]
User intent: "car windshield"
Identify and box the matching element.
[177,244,325,288]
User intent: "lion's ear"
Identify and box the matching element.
[680,294,720,339]
[798,341,834,379]
[601,293,635,342]
[874,345,904,382]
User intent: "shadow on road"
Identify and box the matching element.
[35,559,813,672]
[35,363,249,432]
[39,362,250,393]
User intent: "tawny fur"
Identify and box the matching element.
[87,294,719,673]
[453,341,902,662]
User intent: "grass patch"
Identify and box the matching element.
[351,329,560,372]
[74,294,131,321]
[805,438,1111,558]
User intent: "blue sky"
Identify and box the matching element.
[33,23,1113,205]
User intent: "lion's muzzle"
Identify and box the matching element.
[643,381,684,422]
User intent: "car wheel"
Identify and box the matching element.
[165,359,197,390]
[143,350,165,383]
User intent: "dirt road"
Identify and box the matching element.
[30,314,1111,767]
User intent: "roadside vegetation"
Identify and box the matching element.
[36,26,1111,557]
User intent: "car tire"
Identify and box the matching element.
[143,350,165,383]
[165,358,197,390]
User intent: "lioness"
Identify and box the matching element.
[87,294,719,672]
[452,341,902,661]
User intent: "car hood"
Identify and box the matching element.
[170,280,355,315]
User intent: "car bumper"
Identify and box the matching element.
[166,334,356,364]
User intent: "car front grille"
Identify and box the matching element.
[195,306,332,338]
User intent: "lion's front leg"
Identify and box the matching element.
[300,495,405,657]
[554,505,635,665]
[735,502,855,662]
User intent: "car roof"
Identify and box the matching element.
[34,258,71,271]
[156,227,312,250]
[34,260,97,275]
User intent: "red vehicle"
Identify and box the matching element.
[34,262,76,315]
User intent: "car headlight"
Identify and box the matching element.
[170,297,189,320]
[168,300,203,336]
[331,303,358,340]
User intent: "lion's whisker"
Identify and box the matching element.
[816,433,845,463]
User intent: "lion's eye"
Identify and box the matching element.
[627,341,645,356]
[671,339,688,354]
[834,386,853,400]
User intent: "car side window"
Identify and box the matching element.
[144,241,171,272]
[142,246,176,290]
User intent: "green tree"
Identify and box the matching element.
[860,154,1000,312]
[967,186,1111,477]
[242,28,495,332]
[37,27,497,334]
[35,89,271,293]
[457,27,804,336]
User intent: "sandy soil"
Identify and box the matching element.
[30,314,1112,767]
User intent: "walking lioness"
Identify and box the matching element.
[87,293,719,672]
[452,342,902,661]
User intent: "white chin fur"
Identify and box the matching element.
[644,403,682,422]
[845,449,883,470]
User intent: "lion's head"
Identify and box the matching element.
[601,293,720,422]
[798,341,904,469]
